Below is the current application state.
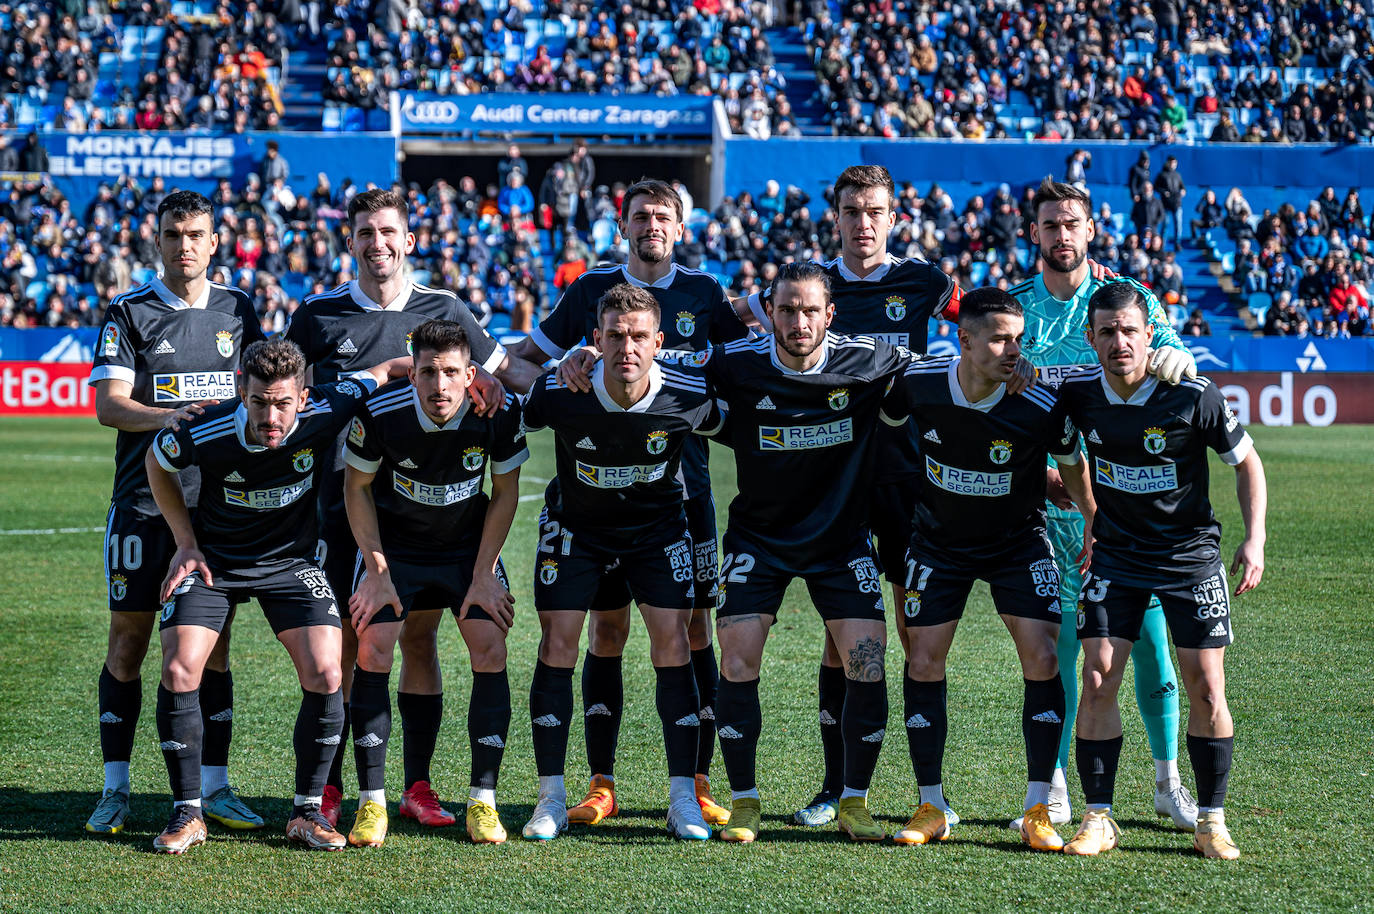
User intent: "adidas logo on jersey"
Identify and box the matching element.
[208,709,233,722]
[532,714,562,727]
[99,712,123,724]
[1087,429,1103,444]
[159,740,188,751]
[756,396,776,410]
[699,706,715,721]
[819,710,837,726]
[328,604,340,617]
[861,729,886,743]
[337,338,358,354]
[1031,710,1063,724]
[154,339,176,354]
[354,732,384,748]
[1209,621,1228,638]
[924,429,942,444]
[585,703,612,717]
[576,437,596,450]
[717,726,744,740]
[906,714,931,729]
[225,470,245,483]
[398,458,418,469]
[675,714,700,727]
[478,734,506,748]
[316,734,341,745]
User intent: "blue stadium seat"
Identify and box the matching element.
[1247,291,1273,323]
[321,107,342,131]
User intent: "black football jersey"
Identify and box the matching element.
[880,355,1078,564]
[520,361,724,546]
[686,333,912,572]
[285,279,504,483]
[528,262,749,500]
[1055,369,1254,583]
[343,381,528,559]
[89,277,266,517]
[745,256,961,484]
[151,379,376,571]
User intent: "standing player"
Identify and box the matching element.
[86,190,266,836]
[341,320,527,848]
[518,284,724,842]
[1011,177,1201,831]
[1055,282,1265,859]
[689,262,914,844]
[738,166,990,827]
[508,179,748,827]
[286,188,538,827]
[877,288,1094,851]
[144,339,399,854]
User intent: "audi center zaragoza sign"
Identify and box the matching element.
[397,93,713,137]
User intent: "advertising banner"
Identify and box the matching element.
[0,361,97,416]
[398,92,713,137]
[1210,372,1374,426]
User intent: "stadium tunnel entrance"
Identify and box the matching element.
[400,141,712,216]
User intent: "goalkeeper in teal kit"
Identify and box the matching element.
[1008,178,1199,831]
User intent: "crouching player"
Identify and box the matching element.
[144,339,399,854]
[342,319,528,847]
[519,283,725,842]
[1057,281,1266,859]
[878,288,1095,850]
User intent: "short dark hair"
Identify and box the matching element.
[348,187,409,228]
[596,282,661,328]
[958,287,1023,327]
[1030,176,1092,219]
[410,318,470,360]
[833,165,896,209]
[621,178,683,223]
[770,261,831,299]
[241,339,306,386]
[157,190,214,227]
[1087,279,1151,327]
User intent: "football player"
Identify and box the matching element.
[1055,281,1265,860]
[87,190,266,836]
[341,319,527,847]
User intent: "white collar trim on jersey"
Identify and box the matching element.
[945,355,1005,412]
[233,402,300,452]
[591,361,663,412]
[620,262,679,289]
[348,279,413,312]
[1100,373,1158,406]
[150,275,210,310]
[832,253,899,283]
[410,385,470,431]
[770,332,835,375]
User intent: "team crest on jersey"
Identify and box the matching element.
[885,295,907,321]
[539,559,558,585]
[903,592,921,618]
[348,417,366,446]
[646,430,668,455]
[293,449,314,473]
[159,432,180,459]
[1143,427,1167,455]
[675,311,696,337]
[827,388,850,410]
[215,330,234,358]
[463,446,485,471]
[989,439,1013,465]
[109,574,127,602]
[101,323,120,356]
[405,331,414,355]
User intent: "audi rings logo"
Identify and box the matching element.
[404,98,460,124]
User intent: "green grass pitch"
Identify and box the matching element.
[0,417,1371,913]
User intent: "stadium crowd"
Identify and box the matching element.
[811,0,1374,143]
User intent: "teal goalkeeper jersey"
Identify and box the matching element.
[1010,271,1187,519]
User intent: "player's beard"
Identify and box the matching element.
[1041,244,1086,275]
[634,235,670,264]
[778,331,823,360]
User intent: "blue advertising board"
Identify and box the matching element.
[397,92,713,137]
[9,131,399,207]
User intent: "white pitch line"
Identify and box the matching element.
[14,453,107,463]
[0,525,104,536]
